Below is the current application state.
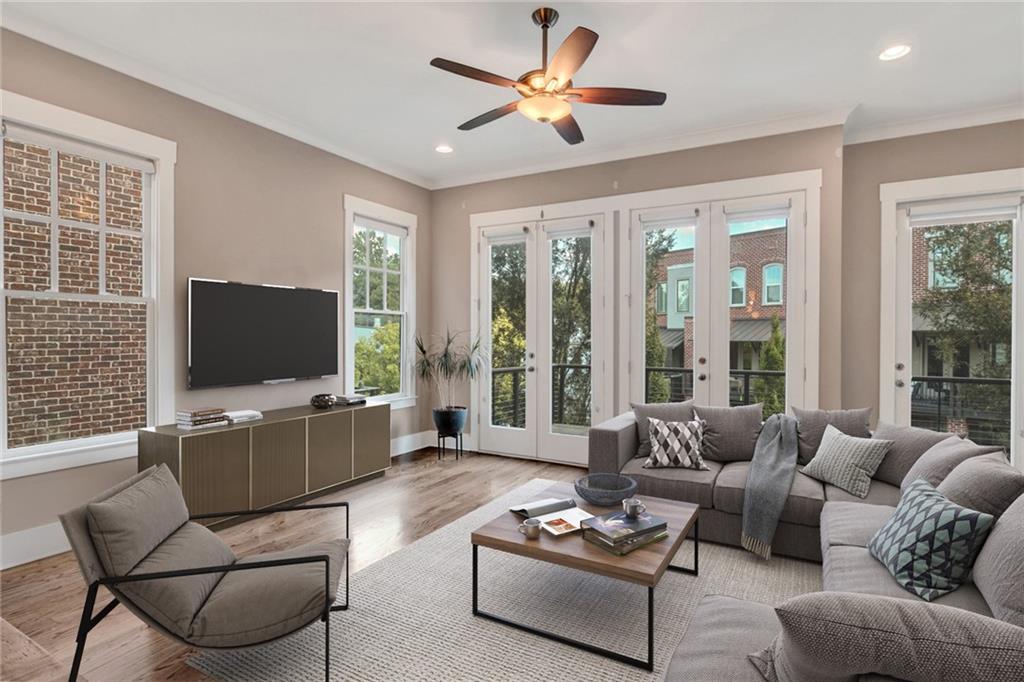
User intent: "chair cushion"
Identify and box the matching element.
[900,436,1004,493]
[819,501,895,549]
[668,594,778,682]
[937,452,1024,518]
[86,464,189,576]
[822,545,992,616]
[802,426,892,498]
[621,457,721,508]
[190,538,348,648]
[694,403,763,462]
[712,462,825,527]
[870,422,957,487]
[793,406,872,465]
[630,400,694,460]
[824,480,901,507]
[116,521,236,639]
[973,493,1024,626]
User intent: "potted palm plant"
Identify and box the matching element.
[414,329,485,437]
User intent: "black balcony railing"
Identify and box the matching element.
[491,363,592,429]
[644,367,786,407]
[910,375,1011,450]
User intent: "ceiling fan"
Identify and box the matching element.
[430,7,667,145]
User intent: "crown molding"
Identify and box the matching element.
[1,13,435,189]
[844,102,1024,146]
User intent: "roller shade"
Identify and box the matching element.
[909,193,1022,228]
[3,120,156,174]
[353,213,408,237]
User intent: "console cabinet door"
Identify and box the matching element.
[307,411,353,492]
[353,404,391,478]
[180,428,250,518]
[251,419,307,508]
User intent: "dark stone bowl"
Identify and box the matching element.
[574,473,638,507]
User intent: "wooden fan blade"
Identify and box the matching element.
[430,58,519,89]
[545,27,598,88]
[458,102,519,131]
[565,87,667,106]
[552,115,584,145]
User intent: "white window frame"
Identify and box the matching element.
[0,91,176,480]
[655,281,667,314]
[729,266,746,307]
[879,167,1024,468]
[343,195,416,410]
[676,277,691,314]
[762,263,784,305]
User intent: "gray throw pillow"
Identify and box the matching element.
[693,403,763,461]
[643,417,709,470]
[869,479,994,601]
[747,592,1024,682]
[86,464,189,576]
[938,452,1024,518]
[801,425,892,498]
[900,436,1004,493]
[792,407,871,464]
[973,493,1024,626]
[630,400,694,460]
[871,422,957,487]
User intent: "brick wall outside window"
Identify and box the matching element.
[3,137,149,448]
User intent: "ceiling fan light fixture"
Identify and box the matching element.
[517,94,572,123]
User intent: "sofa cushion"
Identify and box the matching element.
[694,403,763,462]
[900,436,1004,493]
[824,480,901,507]
[116,521,236,639]
[819,501,895,549]
[713,462,825,527]
[190,538,348,648]
[973,492,1024,626]
[749,592,1022,682]
[792,407,871,465]
[630,400,694,460]
[937,452,1024,518]
[86,464,189,577]
[621,457,721,508]
[870,422,956,487]
[822,545,992,616]
[668,594,778,682]
[802,426,892,498]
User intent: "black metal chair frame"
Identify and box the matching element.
[69,500,350,682]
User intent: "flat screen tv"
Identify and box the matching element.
[188,278,338,388]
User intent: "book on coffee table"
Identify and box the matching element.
[583,528,669,556]
[581,510,668,542]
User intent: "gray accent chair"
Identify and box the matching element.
[59,464,349,681]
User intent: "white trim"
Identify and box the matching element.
[878,167,1024,467]
[0,434,137,480]
[343,195,417,409]
[846,104,1024,146]
[0,91,176,469]
[390,429,435,457]
[0,521,70,570]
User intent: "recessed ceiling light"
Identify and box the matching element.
[879,45,911,61]
[434,144,454,154]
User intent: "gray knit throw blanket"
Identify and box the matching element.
[741,414,799,560]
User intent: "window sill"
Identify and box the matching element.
[369,394,417,411]
[1,432,138,480]
[762,302,784,307]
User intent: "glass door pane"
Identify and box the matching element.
[644,223,696,403]
[549,234,591,433]
[489,240,528,429]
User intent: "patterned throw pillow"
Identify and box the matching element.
[868,479,995,601]
[644,417,709,470]
[801,424,892,498]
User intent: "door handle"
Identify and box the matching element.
[697,373,707,381]
[895,379,905,388]
[527,366,535,373]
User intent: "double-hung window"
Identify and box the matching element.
[763,263,784,305]
[729,267,746,307]
[655,281,667,313]
[344,196,416,407]
[676,278,691,314]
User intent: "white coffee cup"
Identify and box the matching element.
[518,517,542,539]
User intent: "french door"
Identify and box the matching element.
[477,215,606,465]
[629,192,808,417]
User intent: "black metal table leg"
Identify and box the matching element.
[666,517,698,576]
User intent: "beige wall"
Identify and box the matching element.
[0,31,434,534]
[431,125,846,412]
[841,120,1024,421]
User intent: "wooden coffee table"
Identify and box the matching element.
[471,482,699,671]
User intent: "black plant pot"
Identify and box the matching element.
[433,407,467,437]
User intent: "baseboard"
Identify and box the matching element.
[1,521,69,570]
[390,430,436,457]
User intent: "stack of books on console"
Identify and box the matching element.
[335,393,367,406]
[224,409,263,424]
[176,407,227,430]
[581,510,669,556]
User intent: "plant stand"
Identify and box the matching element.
[437,432,464,460]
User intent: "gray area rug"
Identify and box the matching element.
[188,478,821,681]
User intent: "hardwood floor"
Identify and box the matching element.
[0,450,580,681]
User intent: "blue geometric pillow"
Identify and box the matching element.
[868,479,995,601]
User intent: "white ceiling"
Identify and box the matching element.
[3,2,1022,189]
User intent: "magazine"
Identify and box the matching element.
[509,497,577,519]
[533,507,594,536]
